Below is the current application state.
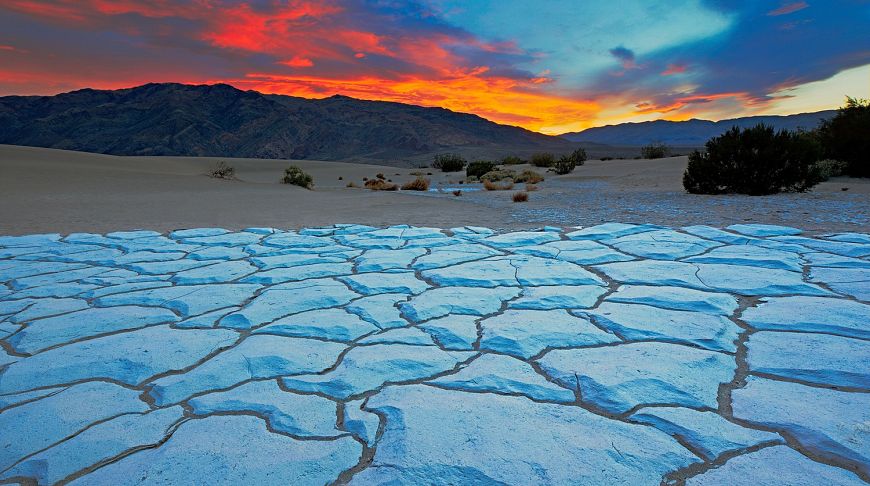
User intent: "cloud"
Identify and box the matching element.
[767,2,810,16]
[609,46,636,69]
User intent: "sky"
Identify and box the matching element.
[0,1,868,134]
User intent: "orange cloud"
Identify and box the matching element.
[280,57,314,68]
[661,64,688,75]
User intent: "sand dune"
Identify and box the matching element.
[1,144,867,235]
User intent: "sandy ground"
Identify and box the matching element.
[1,144,867,235]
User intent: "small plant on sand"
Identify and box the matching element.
[466,160,497,178]
[346,181,360,188]
[514,170,544,184]
[376,173,386,180]
[683,124,823,195]
[364,179,398,191]
[282,166,313,189]
[338,176,343,180]
[401,177,430,191]
[530,152,556,168]
[551,149,586,175]
[512,191,529,202]
[484,179,515,191]
[432,153,466,172]
[210,161,235,179]
[452,190,462,196]
[480,169,516,182]
[501,155,525,165]
[600,156,614,161]
[641,143,671,159]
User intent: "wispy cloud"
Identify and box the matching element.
[767,2,810,16]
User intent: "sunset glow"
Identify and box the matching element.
[1,0,867,133]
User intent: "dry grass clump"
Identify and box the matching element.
[376,173,386,180]
[401,177,430,191]
[365,179,398,191]
[484,179,515,191]
[346,181,360,188]
[480,169,516,182]
[525,183,539,191]
[210,161,235,179]
[514,170,544,184]
[512,191,529,202]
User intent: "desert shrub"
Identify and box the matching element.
[282,166,313,189]
[346,181,360,188]
[210,161,235,179]
[514,170,544,184]
[376,173,386,180]
[480,169,516,182]
[512,191,529,202]
[641,143,671,159]
[552,150,585,175]
[814,159,850,181]
[432,153,467,172]
[525,183,539,191]
[501,155,525,165]
[683,124,823,195]
[364,179,398,191]
[530,153,556,168]
[401,177,430,191]
[568,148,587,165]
[600,156,614,161]
[466,160,497,178]
[410,171,425,176]
[817,97,870,177]
[484,179,514,191]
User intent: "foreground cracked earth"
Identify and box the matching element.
[0,222,869,485]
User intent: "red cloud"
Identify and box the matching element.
[661,64,688,75]
[767,2,809,16]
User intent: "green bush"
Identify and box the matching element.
[501,155,526,165]
[683,124,823,195]
[817,97,869,177]
[530,153,555,168]
[432,153,466,172]
[641,143,671,159]
[814,159,849,181]
[466,161,497,178]
[282,166,314,189]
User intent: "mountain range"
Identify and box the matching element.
[0,83,576,165]
[559,110,836,146]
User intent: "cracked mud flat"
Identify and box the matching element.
[0,222,868,485]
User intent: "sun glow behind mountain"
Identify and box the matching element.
[0,0,867,134]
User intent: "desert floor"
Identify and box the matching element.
[1,144,868,235]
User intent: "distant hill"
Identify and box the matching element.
[560,110,836,146]
[0,83,577,165]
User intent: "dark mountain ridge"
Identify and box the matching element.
[0,83,576,164]
[560,110,836,146]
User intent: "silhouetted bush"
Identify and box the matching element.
[512,191,529,202]
[683,124,823,195]
[210,161,235,179]
[530,153,555,168]
[552,149,586,175]
[432,153,467,172]
[501,155,526,165]
[401,177,430,191]
[817,97,870,177]
[513,170,544,184]
[282,166,313,189]
[466,161,497,178]
[600,156,614,161]
[641,143,671,159]
[376,173,386,180]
